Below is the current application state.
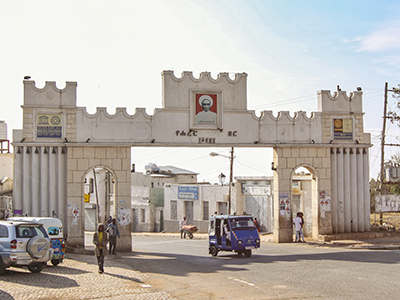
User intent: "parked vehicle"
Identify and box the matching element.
[0,220,53,274]
[208,215,260,257]
[8,217,65,266]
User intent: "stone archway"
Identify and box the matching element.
[273,147,332,243]
[82,166,116,234]
[66,146,132,251]
[290,164,319,240]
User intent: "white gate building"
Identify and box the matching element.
[12,71,371,250]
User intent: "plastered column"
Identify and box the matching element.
[273,148,293,243]
[315,148,332,236]
[273,146,332,242]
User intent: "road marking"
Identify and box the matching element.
[227,277,256,287]
[273,285,287,289]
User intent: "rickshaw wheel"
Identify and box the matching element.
[210,245,218,256]
[244,250,252,258]
[188,233,194,239]
[237,250,244,256]
[51,259,60,266]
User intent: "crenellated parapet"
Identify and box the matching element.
[23,80,77,108]
[259,111,323,144]
[162,70,247,110]
[318,87,363,113]
[76,107,153,142]
[77,107,153,120]
[14,73,370,147]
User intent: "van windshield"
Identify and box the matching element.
[230,218,257,231]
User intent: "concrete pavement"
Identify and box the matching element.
[0,252,175,300]
[2,231,399,300]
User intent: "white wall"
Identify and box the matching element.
[164,183,229,233]
[0,154,13,179]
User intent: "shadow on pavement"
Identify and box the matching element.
[45,264,92,275]
[117,248,400,277]
[0,290,14,300]
[0,269,79,289]
[104,272,144,283]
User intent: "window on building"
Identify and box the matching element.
[171,200,177,220]
[140,209,145,223]
[203,201,209,220]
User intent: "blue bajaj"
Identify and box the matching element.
[208,215,260,258]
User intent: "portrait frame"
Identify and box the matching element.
[190,89,222,130]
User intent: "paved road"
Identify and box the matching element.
[128,236,400,300]
[1,235,399,300]
[0,253,174,300]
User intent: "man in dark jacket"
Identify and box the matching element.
[107,218,120,255]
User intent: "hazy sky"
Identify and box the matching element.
[1,0,400,182]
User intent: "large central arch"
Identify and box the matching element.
[12,71,371,249]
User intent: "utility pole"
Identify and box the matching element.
[380,82,388,187]
[379,83,389,224]
[379,82,400,223]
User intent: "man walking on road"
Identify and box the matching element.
[107,218,120,254]
[179,216,187,239]
[93,223,108,273]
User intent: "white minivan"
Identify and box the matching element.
[8,217,65,266]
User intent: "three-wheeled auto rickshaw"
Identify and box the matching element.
[208,215,260,257]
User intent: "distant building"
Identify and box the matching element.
[163,183,229,233]
[131,164,198,232]
[235,176,273,233]
[0,121,13,220]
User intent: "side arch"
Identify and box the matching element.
[66,146,132,251]
[290,164,319,240]
[273,146,332,243]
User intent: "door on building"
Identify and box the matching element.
[245,195,270,232]
[132,209,137,232]
[184,201,194,224]
[160,210,164,232]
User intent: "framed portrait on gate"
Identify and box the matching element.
[190,89,222,130]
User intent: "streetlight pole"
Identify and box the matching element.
[210,147,235,214]
[228,147,234,214]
